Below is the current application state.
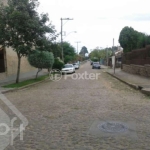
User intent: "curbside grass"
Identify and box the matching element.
[3,75,49,88]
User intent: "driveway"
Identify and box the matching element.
[2,61,150,150]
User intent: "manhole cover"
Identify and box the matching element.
[98,122,128,133]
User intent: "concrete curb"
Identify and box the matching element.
[141,88,150,96]
[105,71,150,96]
[1,77,50,94]
[0,63,86,94]
[106,72,139,89]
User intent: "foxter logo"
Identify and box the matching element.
[0,92,28,150]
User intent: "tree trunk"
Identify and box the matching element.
[16,54,21,83]
[36,68,42,79]
[48,65,52,78]
[48,68,51,77]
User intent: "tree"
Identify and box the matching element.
[89,48,112,62]
[137,32,150,48]
[28,50,54,78]
[119,26,150,53]
[119,26,138,52]
[62,42,76,63]
[49,42,62,58]
[53,57,64,70]
[79,46,88,57]
[0,0,57,83]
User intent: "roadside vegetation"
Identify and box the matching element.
[28,50,54,78]
[119,26,150,53]
[0,0,85,84]
[89,47,112,62]
[3,75,49,88]
[0,0,57,83]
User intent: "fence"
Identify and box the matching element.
[123,45,150,65]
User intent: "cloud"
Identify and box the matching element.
[121,14,150,21]
[37,0,150,49]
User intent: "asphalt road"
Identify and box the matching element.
[2,61,150,150]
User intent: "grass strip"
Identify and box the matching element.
[3,75,49,88]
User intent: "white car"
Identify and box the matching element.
[73,63,79,69]
[61,64,75,74]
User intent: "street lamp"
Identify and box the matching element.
[63,31,77,39]
[60,18,73,62]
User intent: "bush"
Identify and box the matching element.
[53,58,64,70]
[91,57,99,62]
[28,50,54,78]
[28,50,54,69]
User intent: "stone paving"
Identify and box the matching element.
[1,62,150,150]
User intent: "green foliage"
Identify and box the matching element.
[137,33,150,48]
[0,0,57,82]
[49,42,61,58]
[91,57,99,62]
[3,75,48,88]
[53,58,64,70]
[63,42,76,63]
[119,26,138,53]
[89,48,112,61]
[79,46,88,56]
[119,26,150,53]
[28,50,54,69]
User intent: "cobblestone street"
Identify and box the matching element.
[2,62,150,150]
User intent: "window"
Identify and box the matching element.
[0,49,5,73]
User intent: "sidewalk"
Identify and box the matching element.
[0,61,87,93]
[105,67,150,96]
[0,70,48,92]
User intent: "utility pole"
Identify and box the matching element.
[60,18,73,62]
[113,38,116,74]
[61,18,63,61]
[75,41,81,54]
[106,45,108,67]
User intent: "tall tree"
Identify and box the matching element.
[119,26,138,52]
[49,42,62,58]
[79,46,88,57]
[0,0,57,83]
[119,26,150,53]
[62,42,76,63]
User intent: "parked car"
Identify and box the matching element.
[61,64,75,74]
[92,62,101,69]
[73,63,79,69]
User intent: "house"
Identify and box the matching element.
[115,46,123,67]
[108,46,123,68]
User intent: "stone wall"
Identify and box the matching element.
[123,64,150,77]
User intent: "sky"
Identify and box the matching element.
[38,0,150,53]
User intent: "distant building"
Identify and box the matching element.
[115,46,123,67]
[108,46,123,67]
